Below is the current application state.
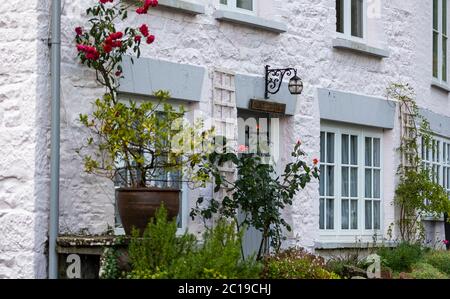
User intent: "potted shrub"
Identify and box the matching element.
[75,0,211,234]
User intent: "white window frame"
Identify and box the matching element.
[422,135,450,196]
[219,0,256,15]
[319,122,383,242]
[433,0,449,83]
[336,0,368,42]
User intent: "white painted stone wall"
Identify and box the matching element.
[1,0,449,277]
[0,0,50,278]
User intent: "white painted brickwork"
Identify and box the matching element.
[0,0,449,277]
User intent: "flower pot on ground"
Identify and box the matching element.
[75,1,213,235]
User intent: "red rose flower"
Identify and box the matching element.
[134,35,142,42]
[140,24,149,37]
[100,0,113,4]
[146,35,155,44]
[115,70,122,77]
[136,0,158,14]
[75,27,83,36]
[103,43,113,53]
[313,158,319,165]
[77,44,100,60]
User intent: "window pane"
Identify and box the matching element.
[374,138,381,167]
[320,132,326,162]
[365,137,372,166]
[220,0,227,4]
[327,133,335,163]
[342,134,349,165]
[434,0,439,30]
[365,169,372,198]
[351,167,358,197]
[327,166,335,196]
[237,0,253,10]
[365,200,372,229]
[320,198,325,229]
[342,199,349,230]
[373,170,381,198]
[447,168,450,187]
[351,135,358,165]
[448,144,450,162]
[443,37,448,82]
[351,0,364,38]
[437,141,441,162]
[422,137,426,160]
[351,200,358,229]
[336,0,345,33]
[374,201,381,230]
[320,165,325,196]
[434,31,439,78]
[327,199,335,230]
[444,0,448,35]
[342,167,349,197]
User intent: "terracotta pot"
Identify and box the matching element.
[116,188,180,235]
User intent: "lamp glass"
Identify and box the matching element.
[288,76,303,95]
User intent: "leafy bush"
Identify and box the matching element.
[423,250,450,275]
[409,263,448,279]
[377,243,424,272]
[128,205,197,275]
[262,248,340,279]
[99,248,121,279]
[127,206,262,279]
[170,220,262,279]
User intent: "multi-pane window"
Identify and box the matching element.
[336,0,366,39]
[422,136,450,195]
[220,0,255,13]
[320,125,383,237]
[433,0,448,82]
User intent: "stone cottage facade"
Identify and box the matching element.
[1,0,450,278]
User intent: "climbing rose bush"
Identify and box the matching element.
[75,0,157,100]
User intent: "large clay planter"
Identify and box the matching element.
[116,188,180,235]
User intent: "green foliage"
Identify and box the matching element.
[409,262,448,279]
[99,248,121,279]
[128,204,197,274]
[78,91,214,188]
[387,83,450,242]
[127,206,262,279]
[191,141,319,259]
[169,220,262,279]
[262,248,340,279]
[423,250,450,275]
[377,243,424,272]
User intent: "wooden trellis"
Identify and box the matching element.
[212,68,238,197]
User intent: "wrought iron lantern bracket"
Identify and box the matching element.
[264,65,300,99]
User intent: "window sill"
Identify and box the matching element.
[332,38,390,58]
[431,79,450,92]
[213,9,287,33]
[156,0,205,15]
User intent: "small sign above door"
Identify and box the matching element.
[249,99,286,114]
